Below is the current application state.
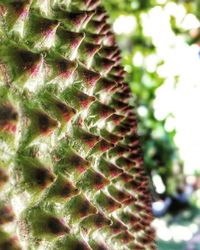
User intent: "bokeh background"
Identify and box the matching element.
[103,0,200,249]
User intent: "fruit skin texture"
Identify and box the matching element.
[0,0,155,249]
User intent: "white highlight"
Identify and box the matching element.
[137,106,148,117]
[152,173,166,194]
[153,218,196,242]
[11,195,26,217]
[182,14,200,30]
[113,15,137,34]
[132,52,144,67]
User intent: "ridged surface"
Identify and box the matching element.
[0,0,155,249]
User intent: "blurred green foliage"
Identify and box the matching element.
[104,0,199,18]
[103,2,200,248]
[103,0,199,195]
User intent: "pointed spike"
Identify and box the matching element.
[111,230,135,244]
[94,77,116,94]
[97,157,123,179]
[77,65,101,87]
[83,10,96,27]
[93,7,107,21]
[100,129,123,144]
[98,46,119,59]
[64,195,97,223]
[78,42,101,66]
[3,1,32,38]
[76,169,109,192]
[0,204,15,225]
[0,168,8,188]
[108,185,132,203]
[84,32,104,45]
[52,142,90,176]
[87,0,101,10]
[46,57,77,84]
[93,56,115,75]
[55,28,85,59]
[86,20,106,34]
[0,104,18,133]
[95,191,121,213]
[55,10,88,31]
[103,32,116,46]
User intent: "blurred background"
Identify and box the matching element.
[103,0,200,249]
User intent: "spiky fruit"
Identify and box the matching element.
[0,1,155,249]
